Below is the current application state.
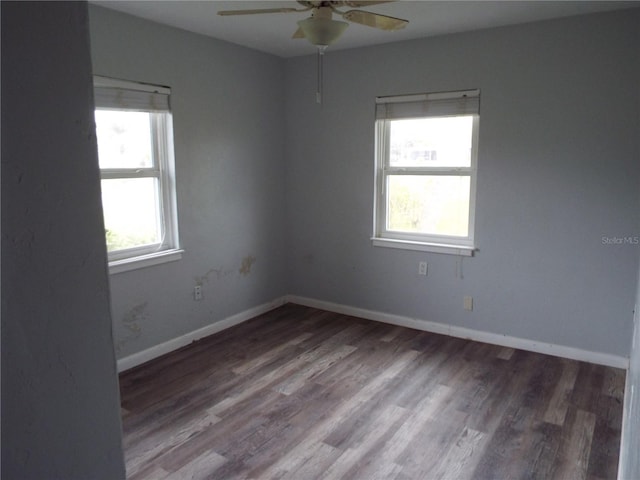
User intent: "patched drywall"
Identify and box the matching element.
[239,255,257,276]
[115,302,148,353]
[194,267,232,286]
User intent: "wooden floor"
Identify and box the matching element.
[119,304,625,480]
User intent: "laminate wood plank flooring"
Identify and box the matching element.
[119,304,625,480]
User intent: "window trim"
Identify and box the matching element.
[372,89,479,255]
[109,249,183,275]
[93,76,182,272]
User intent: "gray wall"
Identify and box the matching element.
[1,2,126,478]
[2,4,637,477]
[88,6,288,359]
[284,9,640,357]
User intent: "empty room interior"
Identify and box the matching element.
[3,1,640,479]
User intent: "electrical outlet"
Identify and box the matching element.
[464,295,473,311]
[418,261,428,276]
[194,285,202,301]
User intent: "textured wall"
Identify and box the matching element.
[88,6,288,359]
[284,9,640,357]
[1,2,126,478]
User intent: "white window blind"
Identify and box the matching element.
[94,76,170,112]
[376,89,479,120]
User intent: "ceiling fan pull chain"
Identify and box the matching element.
[316,46,324,104]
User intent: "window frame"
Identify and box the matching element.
[372,89,479,256]
[93,76,182,273]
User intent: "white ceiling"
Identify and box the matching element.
[91,1,639,58]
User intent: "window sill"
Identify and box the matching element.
[109,249,184,275]
[371,237,475,256]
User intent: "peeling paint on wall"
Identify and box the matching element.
[194,267,232,285]
[239,255,257,276]
[115,302,148,353]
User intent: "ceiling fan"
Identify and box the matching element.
[219,1,408,103]
[218,1,409,48]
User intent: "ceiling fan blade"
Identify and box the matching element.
[342,9,408,30]
[218,7,301,16]
[292,27,306,39]
[337,1,395,7]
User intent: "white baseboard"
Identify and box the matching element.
[117,294,629,373]
[117,296,287,372]
[286,295,629,369]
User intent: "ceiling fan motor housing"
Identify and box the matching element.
[298,7,349,47]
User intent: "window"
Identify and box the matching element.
[373,89,479,256]
[94,77,181,273]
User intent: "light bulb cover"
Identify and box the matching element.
[297,17,348,47]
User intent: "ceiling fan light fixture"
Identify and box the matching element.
[297,17,349,47]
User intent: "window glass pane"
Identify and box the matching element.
[101,178,161,251]
[387,175,470,237]
[95,110,153,169]
[389,116,473,168]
